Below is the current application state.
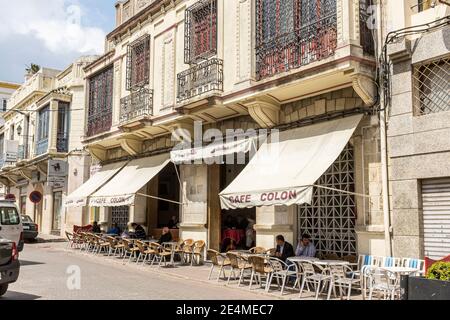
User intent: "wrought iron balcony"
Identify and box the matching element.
[57,134,69,153]
[255,0,337,81]
[87,112,113,137]
[177,58,223,103]
[18,145,28,160]
[119,88,153,124]
[35,139,49,156]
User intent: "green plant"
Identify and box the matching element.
[427,262,450,281]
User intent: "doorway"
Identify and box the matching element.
[52,191,63,233]
[220,163,256,252]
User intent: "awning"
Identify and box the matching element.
[219,114,363,210]
[171,137,255,164]
[89,153,171,207]
[65,162,127,207]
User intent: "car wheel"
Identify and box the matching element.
[0,284,8,297]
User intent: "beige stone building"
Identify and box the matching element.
[0,57,97,236]
[385,1,450,260]
[67,0,393,257]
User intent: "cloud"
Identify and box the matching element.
[0,0,105,55]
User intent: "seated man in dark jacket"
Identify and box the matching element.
[131,223,147,240]
[274,235,295,262]
[158,227,173,244]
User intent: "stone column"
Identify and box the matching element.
[255,205,295,249]
[179,165,208,244]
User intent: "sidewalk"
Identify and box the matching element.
[35,233,67,243]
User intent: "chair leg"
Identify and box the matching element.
[280,276,287,296]
[249,271,255,290]
[299,277,307,299]
[327,280,334,300]
[208,265,215,280]
[315,280,322,300]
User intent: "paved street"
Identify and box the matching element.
[2,242,276,300]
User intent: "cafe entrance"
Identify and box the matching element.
[220,163,256,252]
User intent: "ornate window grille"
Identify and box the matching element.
[256,0,337,80]
[87,67,114,137]
[298,143,357,257]
[413,57,450,115]
[184,0,218,64]
[359,0,375,55]
[111,206,130,233]
[126,34,151,91]
[177,58,223,103]
[120,88,154,124]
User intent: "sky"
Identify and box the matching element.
[0,0,117,84]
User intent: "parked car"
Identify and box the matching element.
[0,200,24,252]
[21,215,38,241]
[0,237,20,297]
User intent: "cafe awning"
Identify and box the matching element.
[89,153,171,207]
[65,162,127,207]
[219,114,363,210]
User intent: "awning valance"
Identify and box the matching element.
[89,153,171,207]
[65,162,127,208]
[170,138,255,164]
[219,115,363,210]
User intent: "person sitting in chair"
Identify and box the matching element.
[158,227,173,244]
[131,223,147,240]
[92,221,101,234]
[295,234,317,258]
[273,235,295,262]
[107,223,121,236]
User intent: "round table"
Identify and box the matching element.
[314,260,350,266]
[381,266,419,275]
[287,257,319,263]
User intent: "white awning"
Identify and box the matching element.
[89,153,171,207]
[219,114,363,210]
[171,137,255,164]
[65,162,127,207]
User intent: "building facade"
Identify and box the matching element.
[385,1,450,259]
[0,57,97,236]
[70,0,390,257]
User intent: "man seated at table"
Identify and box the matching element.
[131,223,147,240]
[92,221,101,234]
[274,235,295,262]
[107,223,121,236]
[295,234,317,258]
[158,227,173,244]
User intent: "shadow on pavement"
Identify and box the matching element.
[1,291,41,300]
[19,260,45,267]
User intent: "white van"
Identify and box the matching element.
[0,200,24,252]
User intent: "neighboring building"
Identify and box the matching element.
[0,81,20,197]
[69,0,387,257]
[385,1,450,259]
[0,57,97,236]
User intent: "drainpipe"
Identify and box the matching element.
[378,0,392,257]
[380,106,392,257]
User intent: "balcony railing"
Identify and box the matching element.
[18,145,28,160]
[119,89,154,124]
[87,112,113,137]
[177,58,223,103]
[57,134,69,153]
[255,1,337,80]
[35,139,49,156]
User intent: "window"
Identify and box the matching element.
[57,102,70,152]
[0,134,4,156]
[255,0,337,80]
[184,0,217,64]
[87,67,114,137]
[126,34,150,90]
[413,57,450,115]
[2,99,6,112]
[37,105,50,141]
[359,0,375,55]
[0,207,20,225]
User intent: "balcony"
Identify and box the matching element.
[119,89,153,125]
[255,1,337,81]
[177,58,223,103]
[35,139,48,157]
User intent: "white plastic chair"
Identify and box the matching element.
[299,261,333,300]
[266,258,298,295]
[329,264,361,300]
[366,267,401,300]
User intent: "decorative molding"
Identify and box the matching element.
[352,74,376,106]
[243,96,280,128]
[119,137,143,156]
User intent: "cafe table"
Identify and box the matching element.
[287,257,320,263]
[380,266,420,276]
[314,260,350,266]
